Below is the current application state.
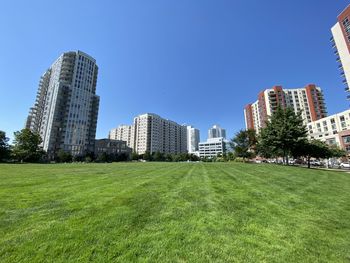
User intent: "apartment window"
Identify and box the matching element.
[326,138,336,145]
[343,135,350,144]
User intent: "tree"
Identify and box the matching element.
[258,107,307,164]
[328,145,347,159]
[0,130,10,162]
[56,149,72,163]
[115,152,129,162]
[292,140,347,168]
[12,129,45,162]
[152,151,165,161]
[96,152,112,162]
[165,154,173,162]
[230,129,257,162]
[188,154,200,162]
[131,152,139,161]
[143,151,152,161]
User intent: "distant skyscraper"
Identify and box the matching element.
[26,51,100,158]
[187,126,200,153]
[244,85,327,132]
[331,5,350,100]
[208,125,226,139]
[133,113,187,154]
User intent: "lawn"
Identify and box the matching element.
[0,162,349,262]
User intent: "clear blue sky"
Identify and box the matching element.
[0,0,349,141]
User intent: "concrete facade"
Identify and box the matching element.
[109,125,135,149]
[208,125,226,139]
[26,51,100,158]
[198,137,226,158]
[94,139,132,158]
[307,109,350,152]
[244,85,327,132]
[119,113,188,155]
[187,125,200,154]
[331,5,350,100]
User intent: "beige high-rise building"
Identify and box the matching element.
[108,125,135,149]
[109,113,188,155]
[134,113,187,154]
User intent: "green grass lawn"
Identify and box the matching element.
[0,162,349,262]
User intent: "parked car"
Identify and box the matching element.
[310,160,321,166]
[340,162,350,169]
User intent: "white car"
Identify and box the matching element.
[340,162,350,169]
[310,160,321,166]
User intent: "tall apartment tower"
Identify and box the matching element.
[244,85,327,132]
[133,113,187,154]
[26,51,100,158]
[331,5,350,100]
[187,125,200,153]
[208,125,226,139]
[109,125,135,149]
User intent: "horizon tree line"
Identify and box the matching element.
[1,108,347,165]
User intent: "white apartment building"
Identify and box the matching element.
[109,125,135,149]
[244,85,327,132]
[187,126,200,154]
[331,5,350,99]
[132,113,187,155]
[208,125,226,139]
[308,109,350,153]
[198,137,226,158]
[26,51,100,158]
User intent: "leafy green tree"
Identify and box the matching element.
[143,151,152,161]
[0,130,10,162]
[96,152,112,162]
[131,152,139,161]
[227,152,234,161]
[189,154,200,162]
[165,153,173,162]
[230,129,257,162]
[115,153,129,162]
[73,155,85,162]
[12,129,45,162]
[84,156,93,163]
[56,149,72,163]
[152,151,165,161]
[292,140,347,168]
[259,107,307,164]
[328,145,347,158]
